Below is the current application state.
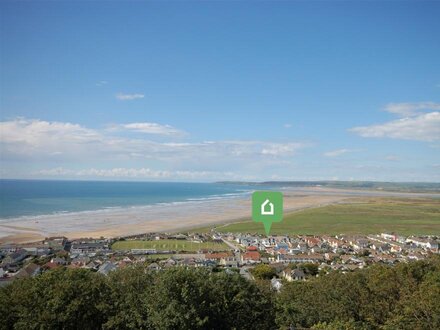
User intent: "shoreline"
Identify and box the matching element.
[1,187,438,245]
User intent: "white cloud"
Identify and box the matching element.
[0,118,102,159]
[284,124,292,128]
[384,102,440,117]
[0,118,308,179]
[261,142,303,156]
[120,122,186,136]
[350,112,440,142]
[323,149,353,157]
[116,93,144,101]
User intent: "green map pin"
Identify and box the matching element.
[252,191,283,236]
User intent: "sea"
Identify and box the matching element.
[0,179,256,220]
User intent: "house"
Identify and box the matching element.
[70,240,108,255]
[427,240,439,251]
[70,256,90,267]
[23,246,50,256]
[340,255,353,264]
[0,245,18,254]
[304,237,321,247]
[405,237,434,249]
[324,253,338,261]
[43,261,61,270]
[219,256,239,268]
[0,268,5,278]
[275,242,290,251]
[50,257,66,265]
[43,236,68,251]
[161,258,177,268]
[282,268,305,282]
[97,262,117,275]
[205,252,231,261]
[325,237,342,249]
[241,246,261,264]
[353,239,369,250]
[14,263,41,279]
[381,233,397,241]
[84,261,100,270]
[277,253,324,264]
[147,262,161,271]
[180,258,196,267]
[1,249,28,266]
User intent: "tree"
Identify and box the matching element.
[147,268,275,329]
[301,263,319,276]
[4,268,111,329]
[104,265,154,329]
[250,264,277,280]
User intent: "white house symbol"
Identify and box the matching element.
[261,199,274,215]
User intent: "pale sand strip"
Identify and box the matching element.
[1,187,438,245]
[0,192,349,244]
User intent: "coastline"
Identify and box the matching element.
[1,187,438,245]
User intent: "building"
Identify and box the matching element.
[241,246,261,264]
[282,268,305,282]
[14,263,41,279]
[70,240,108,255]
[97,262,117,275]
[44,236,68,251]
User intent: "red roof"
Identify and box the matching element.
[243,251,260,261]
[44,262,60,270]
[247,246,258,251]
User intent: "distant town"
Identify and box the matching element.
[1,231,439,290]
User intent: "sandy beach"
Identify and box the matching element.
[0,187,438,244]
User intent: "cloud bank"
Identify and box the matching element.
[0,118,307,180]
[350,112,440,142]
[351,102,440,142]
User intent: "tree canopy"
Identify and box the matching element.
[1,256,439,329]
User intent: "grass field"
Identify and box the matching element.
[214,198,440,236]
[112,239,230,251]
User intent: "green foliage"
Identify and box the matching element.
[1,256,439,329]
[275,256,440,330]
[250,264,277,280]
[147,268,274,329]
[311,319,370,330]
[300,263,319,276]
[1,266,274,330]
[1,268,110,330]
[104,265,154,329]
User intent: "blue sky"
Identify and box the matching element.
[0,1,439,182]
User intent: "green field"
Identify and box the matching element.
[112,239,230,252]
[214,198,440,236]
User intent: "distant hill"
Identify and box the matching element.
[216,180,440,193]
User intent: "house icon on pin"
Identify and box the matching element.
[261,199,274,215]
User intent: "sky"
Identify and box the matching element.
[0,1,439,182]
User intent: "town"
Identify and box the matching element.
[1,231,439,289]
